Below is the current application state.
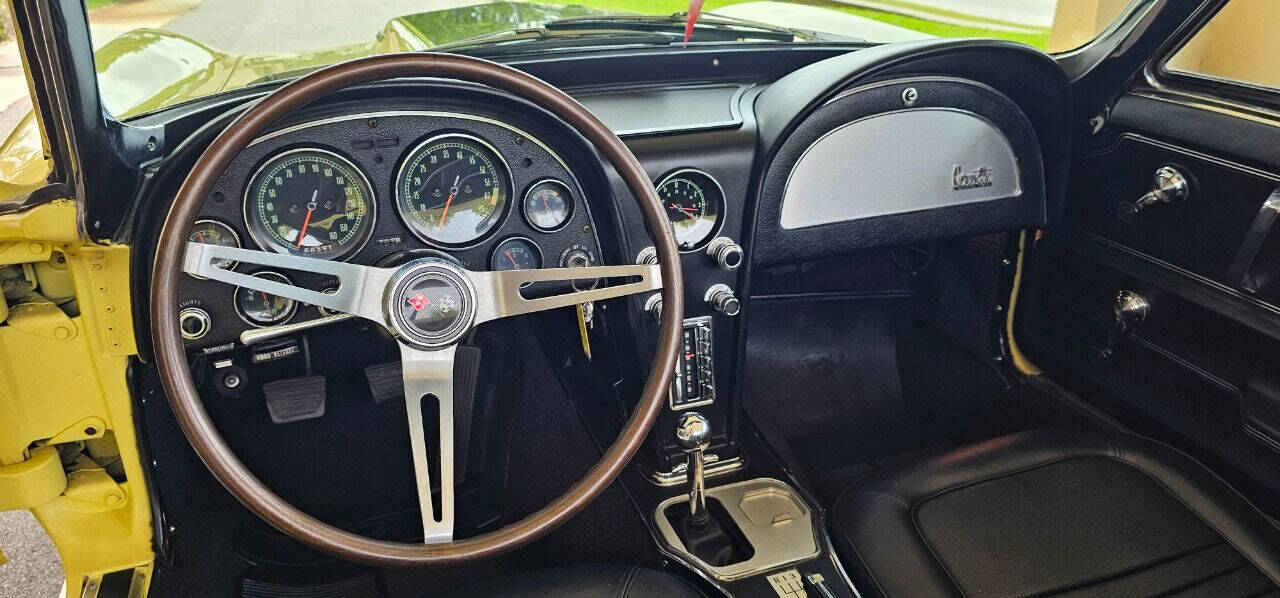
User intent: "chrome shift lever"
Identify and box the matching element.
[675,412,712,527]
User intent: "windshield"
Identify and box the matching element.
[81,0,1138,119]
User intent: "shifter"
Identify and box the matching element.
[675,412,712,528]
[668,412,749,567]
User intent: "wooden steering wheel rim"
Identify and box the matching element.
[149,52,684,568]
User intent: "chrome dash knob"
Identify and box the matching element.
[636,246,659,265]
[644,294,664,322]
[705,284,740,317]
[706,237,743,271]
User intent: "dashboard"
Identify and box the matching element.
[130,40,1070,477]
[174,106,730,351]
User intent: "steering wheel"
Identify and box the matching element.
[150,53,684,567]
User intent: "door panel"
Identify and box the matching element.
[1018,92,1280,508]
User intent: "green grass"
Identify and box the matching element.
[547,0,1049,49]
[810,1,1049,48]
[860,0,1044,30]
[86,0,123,11]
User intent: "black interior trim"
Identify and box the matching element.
[1053,227,1280,341]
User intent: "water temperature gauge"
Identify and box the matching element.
[188,219,241,277]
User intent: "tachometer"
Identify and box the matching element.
[244,148,375,260]
[396,134,511,246]
[655,169,724,251]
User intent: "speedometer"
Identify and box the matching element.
[656,169,724,251]
[243,148,375,260]
[395,134,511,246]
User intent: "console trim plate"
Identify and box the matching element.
[654,477,820,581]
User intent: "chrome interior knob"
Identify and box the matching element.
[644,294,664,322]
[676,412,711,453]
[706,237,743,271]
[635,246,659,265]
[705,284,740,316]
[1117,166,1190,223]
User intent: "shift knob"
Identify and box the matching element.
[676,412,711,452]
[676,412,712,527]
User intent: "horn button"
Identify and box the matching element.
[385,259,477,349]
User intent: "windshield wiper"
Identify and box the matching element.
[246,30,674,85]
[544,11,863,43]
[432,29,674,54]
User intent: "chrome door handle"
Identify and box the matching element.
[1227,188,1280,296]
[1092,290,1150,362]
[1117,166,1191,223]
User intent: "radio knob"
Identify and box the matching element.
[179,307,211,341]
[644,294,664,321]
[705,237,743,271]
[704,284,740,316]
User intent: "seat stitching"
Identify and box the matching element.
[1149,560,1248,598]
[1022,540,1227,597]
[837,432,1280,594]
[1107,456,1280,588]
[911,507,969,598]
[834,514,891,598]
[847,490,911,509]
[616,565,638,598]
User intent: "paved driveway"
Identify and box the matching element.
[0,511,62,598]
[145,0,486,54]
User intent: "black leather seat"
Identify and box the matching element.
[832,429,1280,597]
[443,563,704,597]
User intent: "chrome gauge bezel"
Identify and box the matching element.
[393,132,514,249]
[233,270,299,327]
[654,167,727,253]
[187,218,242,279]
[521,178,575,232]
[489,235,545,271]
[241,147,378,262]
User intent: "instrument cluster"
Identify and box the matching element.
[177,110,601,349]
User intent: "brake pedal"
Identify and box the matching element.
[262,375,326,424]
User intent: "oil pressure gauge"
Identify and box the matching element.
[491,237,543,271]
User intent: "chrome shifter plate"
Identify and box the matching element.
[654,477,820,581]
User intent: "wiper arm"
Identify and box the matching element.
[544,11,862,43]
[245,29,674,86]
[433,29,673,53]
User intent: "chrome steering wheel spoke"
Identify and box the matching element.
[186,243,661,547]
[470,263,661,324]
[183,242,395,323]
[399,343,457,544]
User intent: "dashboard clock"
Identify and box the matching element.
[655,168,724,251]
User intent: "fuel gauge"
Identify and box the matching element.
[523,179,573,231]
[235,271,297,326]
[491,237,543,271]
